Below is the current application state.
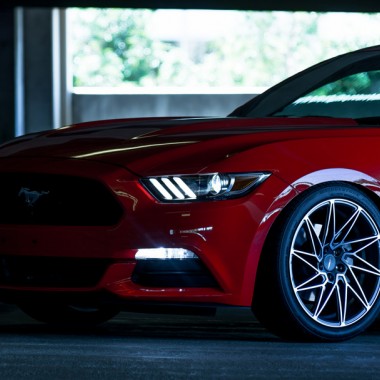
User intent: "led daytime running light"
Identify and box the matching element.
[142,172,270,202]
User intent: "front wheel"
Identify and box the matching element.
[254,183,380,341]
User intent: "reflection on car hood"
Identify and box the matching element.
[0,116,358,176]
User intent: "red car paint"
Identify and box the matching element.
[2,46,380,340]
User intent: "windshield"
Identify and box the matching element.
[231,47,380,121]
[273,70,380,119]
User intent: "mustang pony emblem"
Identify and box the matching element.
[18,187,50,207]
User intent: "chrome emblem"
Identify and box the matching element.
[323,254,336,272]
[18,187,50,207]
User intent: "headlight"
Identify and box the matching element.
[141,172,270,202]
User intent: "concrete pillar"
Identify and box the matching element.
[22,8,55,134]
[0,8,16,143]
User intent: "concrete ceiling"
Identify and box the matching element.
[3,0,380,12]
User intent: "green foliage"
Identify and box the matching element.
[72,9,154,86]
[69,9,380,89]
[308,71,380,96]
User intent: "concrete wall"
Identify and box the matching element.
[71,93,254,124]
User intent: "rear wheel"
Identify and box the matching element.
[253,183,380,341]
[19,303,119,325]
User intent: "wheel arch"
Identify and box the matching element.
[250,177,380,340]
[248,167,380,306]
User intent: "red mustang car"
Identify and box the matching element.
[1,46,380,341]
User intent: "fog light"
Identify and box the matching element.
[135,248,198,260]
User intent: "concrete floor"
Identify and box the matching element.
[0,304,380,379]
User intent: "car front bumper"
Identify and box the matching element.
[0,157,294,307]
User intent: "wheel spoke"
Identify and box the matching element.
[333,207,361,245]
[293,248,318,258]
[295,272,326,292]
[305,217,323,259]
[292,249,319,271]
[344,235,380,276]
[322,200,336,247]
[349,235,380,256]
[348,254,380,277]
[347,266,370,307]
[343,234,380,250]
[336,277,348,326]
[313,283,335,319]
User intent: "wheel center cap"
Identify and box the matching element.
[323,254,336,272]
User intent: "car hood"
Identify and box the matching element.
[0,116,358,176]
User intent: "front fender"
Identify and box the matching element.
[244,167,380,306]
[290,168,380,196]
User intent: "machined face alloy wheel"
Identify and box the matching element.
[290,198,380,328]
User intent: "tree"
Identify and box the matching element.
[69,9,380,89]
[70,8,166,86]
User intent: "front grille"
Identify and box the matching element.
[0,173,123,225]
[0,255,111,288]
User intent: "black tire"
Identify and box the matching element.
[19,303,119,325]
[253,183,380,341]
